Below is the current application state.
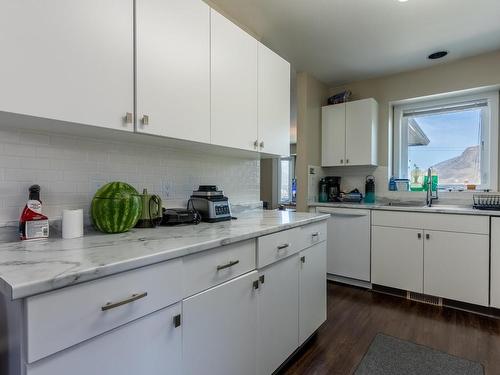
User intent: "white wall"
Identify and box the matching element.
[0,128,260,226]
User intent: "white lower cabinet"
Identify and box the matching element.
[299,241,327,345]
[371,211,490,307]
[257,254,299,375]
[371,226,424,293]
[26,303,182,375]
[423,230,489,306]
[182,271,259,375]
[491,218,500,308]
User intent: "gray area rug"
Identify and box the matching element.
[354,334,484,375]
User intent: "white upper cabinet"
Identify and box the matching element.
[210,9,259,151]
[0,0,134,132]
[345,98,378,166]
[322,98,378,166]
[258,44,291,156]
[136,0,210,143]
[322,104,346,166]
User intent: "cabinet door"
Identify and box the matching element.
[26,303,182,375]
[258,255,299,375]
[424,230,489,306]
[345,99,378,166]
[136,0,210,142]
[321,104,346,166]
[0,0,134,131]
[182,271,258,375]
[211,9,259,151]
[299,242,327,345]
[371,226,423,293]
[258,43,291,156]
[492,218,500,308]
[324,209,371,281]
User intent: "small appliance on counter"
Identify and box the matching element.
[135,188,162,228]
[340,189,363,203]
[190,185,232,222]
[161,208,201,225]
[320,176,341,202]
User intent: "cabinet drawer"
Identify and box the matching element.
[296,221,327,250]
[182,240,256,298]
[372,210,489,234]
[257,228,300,268]
[26,259,183,363]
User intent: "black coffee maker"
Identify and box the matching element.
[324,176,341,202]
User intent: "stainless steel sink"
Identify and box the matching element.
[383,202,425,208]
[423,204,472,210]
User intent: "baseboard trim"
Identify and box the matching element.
[327,273,372,289]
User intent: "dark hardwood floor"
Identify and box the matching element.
[280,282,500,375]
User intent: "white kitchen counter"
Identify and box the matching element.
[0,210,328,300]
[309,201,500,216]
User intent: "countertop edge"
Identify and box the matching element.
[308,202,500,216]
[6,214,329,300]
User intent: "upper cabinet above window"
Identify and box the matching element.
[322,98,378,167]
[0,0,134,132]
[258,44,291,157]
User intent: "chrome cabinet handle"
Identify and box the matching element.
[254,140,259,149]
[277,243,290,250]
[260,141,264,149]
[300,256,306,263]
[216,260,239,271]
[426,233,430,240]
[253,280,260,290]
[124,112,133,124]
[418,233,422,239]
[101,292,148,311]
[141,115,149,125]
[259,275,265,284]
[340,159,344,164]
[311,232,319,238]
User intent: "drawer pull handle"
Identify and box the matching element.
[259,275,265,284]
[101,292,148,311]
[173,314,181,328]
[253,280,260,290]
[300,256,306,263]
[312,232,319,237]
[216,260,240,271]
[277,243,290,250]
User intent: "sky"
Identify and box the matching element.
[408,108,481,172]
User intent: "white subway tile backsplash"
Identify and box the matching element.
[0,128,260,225]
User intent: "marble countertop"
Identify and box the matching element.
[0,210,328,300]
[309,201,500,216]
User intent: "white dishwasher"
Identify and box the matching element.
[316,207,371,286]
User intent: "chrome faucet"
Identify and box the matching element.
[426,167,438,207]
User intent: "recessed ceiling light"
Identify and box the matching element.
[398,0,409,2]
[428,51,449,60]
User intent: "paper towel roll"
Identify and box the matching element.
[62,209,84,239]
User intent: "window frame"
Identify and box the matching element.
[278,156,295,204]
[393,91,499,191]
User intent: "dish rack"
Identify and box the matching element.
[473,194,500,210]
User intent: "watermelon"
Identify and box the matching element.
[91,182,142,234]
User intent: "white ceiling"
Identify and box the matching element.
[208,0,500,85]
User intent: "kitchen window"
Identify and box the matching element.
[393,91,499,191]
[279,156,296,203]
